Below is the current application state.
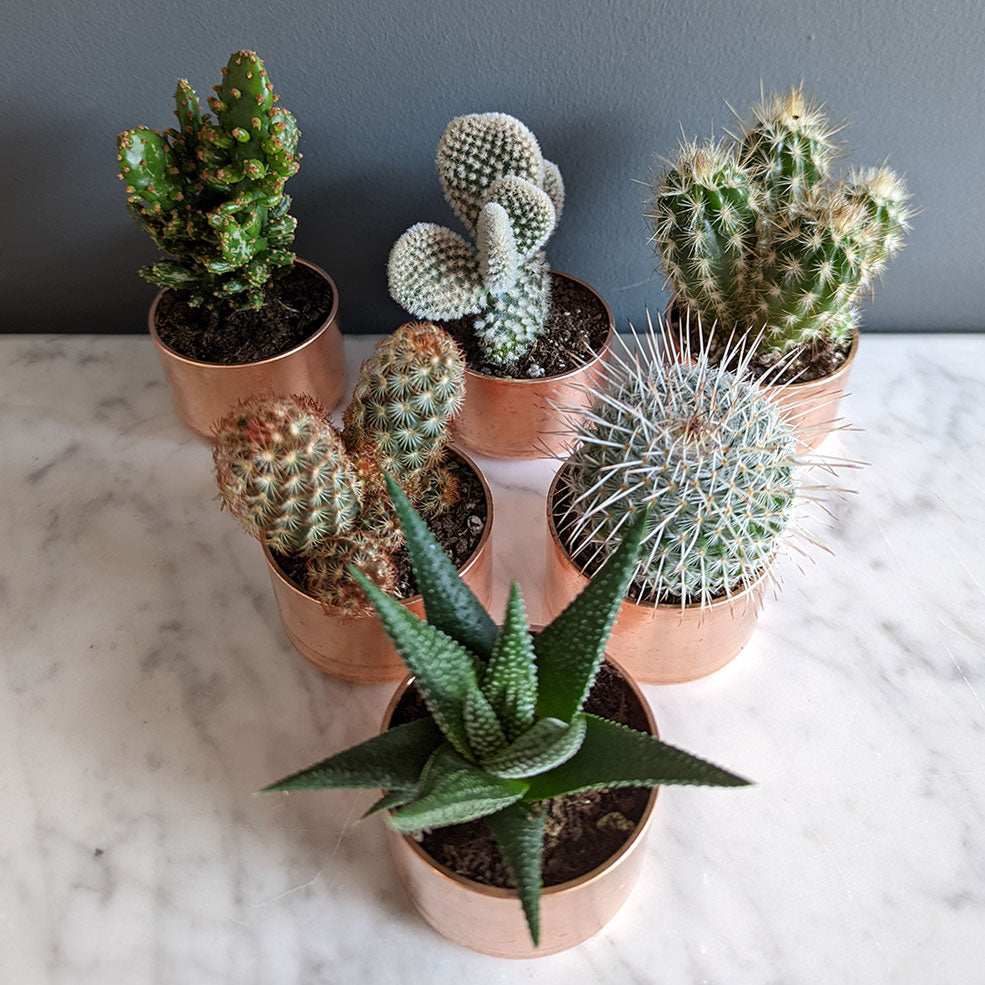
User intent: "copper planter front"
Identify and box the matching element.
[545,472,767,685]
[263,450,494,684]
[382,660,659,958]
[450,272,614,460]
[149,259,347,438]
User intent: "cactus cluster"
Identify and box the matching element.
[388,113,565,372]
[117,50,300,311]
[556,320,801,606]
[645,86,911,367]
[213,322,466,612]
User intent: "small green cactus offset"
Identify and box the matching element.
[557,321,800,606]
[117,50,300,310]
[263,476,749,947]
[388,113,564,372]
[213,322,466,612]
[646,86,912,368]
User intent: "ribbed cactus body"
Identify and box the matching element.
[559,343,798,606]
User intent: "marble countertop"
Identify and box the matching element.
[2,333,984,984]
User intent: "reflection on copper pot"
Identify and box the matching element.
[450,272,614,460]
[149,259,347,438]
[382,658,659,958]
[263,449,494,684]
[544,471,767,685]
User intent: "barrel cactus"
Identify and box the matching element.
[213,323,467,613]
[645,86,911,369]
[117,50,300,311]
[388,113,564,372]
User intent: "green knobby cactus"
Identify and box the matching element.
[645,86,911,364]
[556,323,799,606]
[213,323,467,613]
[388,113,564,372]
[262,475,749,947]
[117,50,300,311]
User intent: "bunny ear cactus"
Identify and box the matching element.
[388,113,564,372]
[117,50,299,311]
[263,476,750,947]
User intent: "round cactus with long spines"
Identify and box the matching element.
[645,86,912,369]
[388,113,564,372]
[117,50,300,311]
[213,323,467,613]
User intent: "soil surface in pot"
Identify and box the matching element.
[668,303,853,385]
[272,453,487,601]
[442,275,610,380]
[155,263,334,365]
[390,661,651,888]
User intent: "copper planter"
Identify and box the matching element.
[382,659,659,958]
[263,450,494,684]
[149,259,347,438]
[544,471,767,685]
[450,272,614,460]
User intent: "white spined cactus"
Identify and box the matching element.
[388,113,564,372]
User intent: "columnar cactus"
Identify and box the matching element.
[556,322,800,606]
[645,86,911,365]
[388,113,564,372]
[213,323,467,613]
[117,50,300,310]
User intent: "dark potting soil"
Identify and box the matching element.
[272,453,487,601]
[441,274,610,379]
[389,661,652,889]
[154,262,334,365]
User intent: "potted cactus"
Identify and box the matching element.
[545,318,832,684]
[388,113,614,459]
[263,477,749,956]
[645,86,911,447]
[212,322,492,683]
[117,50,346,436]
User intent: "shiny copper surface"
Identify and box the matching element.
[149,259,347,438]
[450,272,615,460]
[263,449,494,684]
[544,471,766,685]
[381,657,659,958]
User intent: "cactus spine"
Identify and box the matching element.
[213,323,467,613]
[117,50,300,310]
[388,113,564,372]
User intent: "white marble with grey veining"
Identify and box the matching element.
[1,333,983,984]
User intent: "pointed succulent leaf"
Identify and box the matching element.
[481,582,537,739]
[217,50,274,136]
[142,261,201,290]
[361,787,418,818]
[117,128,183,210]
[463,686,509,761]
[534,508,649,722]
[351,568,481,760]
[482,713,587,779]
[476,202,519,293]
[541,159,565,224]
[383,473,498,660]
[523,714,751,801]
[261,717,442,793]
[484,801,545,947]
[173,79,202,135]
[388,745,528,833]
[484,175,556,260]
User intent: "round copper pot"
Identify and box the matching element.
[450,272,615,460]
[262,450,494,684]
[544,471,767,685]
[149,259,347,438]
[382,658,659,958]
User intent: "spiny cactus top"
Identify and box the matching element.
[645,86,912,368]
[388,113,564,373]
[263,475,749,948]
[556,320,801,606]
[117,50,300,311]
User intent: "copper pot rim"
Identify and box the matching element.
[546,465,772,614]
[462,271,615,387]
[148,258,340,369]
[381,654,659,900]
[261,445,494,613]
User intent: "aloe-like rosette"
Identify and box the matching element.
[263,475,749,947]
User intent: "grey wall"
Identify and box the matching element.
[4,0,983,334]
